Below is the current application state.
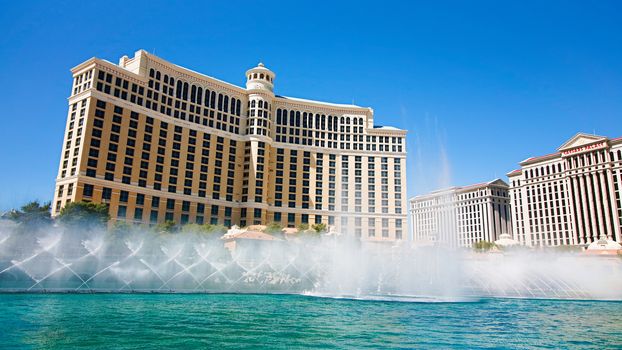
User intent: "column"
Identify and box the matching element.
[592,172,606,239]
[606,169,622,242]
[570,177,584,245]
[599,171,613,239]
[584,174,599,243]
[578,176,590,245]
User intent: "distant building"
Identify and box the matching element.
[507,133,622,247]
[51,49,407,241]
[409,179,512,247]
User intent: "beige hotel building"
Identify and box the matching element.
[409,179,512,247]
[51,49,407,241]
[508,133,622,247]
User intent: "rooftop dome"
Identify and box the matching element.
[245,62,275,92]
[587,234,622,251]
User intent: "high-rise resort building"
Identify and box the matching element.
[508,133,622,247]
[52,49,407,241]
[409,180,512,247]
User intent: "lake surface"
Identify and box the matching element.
[1,293,621,349]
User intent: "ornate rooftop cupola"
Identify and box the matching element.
[245,62,275,94]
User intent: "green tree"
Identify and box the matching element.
[297,223,310,231]
[181,223,227,237]
[109,220,133,237]
[265,222,284,235]
[7,201,52,229]
[58,201,110,229]
[473,240,496,252]
[155,220,177,234]
[311,223,327,234]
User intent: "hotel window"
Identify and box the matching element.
[117,206,127,218]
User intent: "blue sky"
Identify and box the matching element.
[0,0,621,211]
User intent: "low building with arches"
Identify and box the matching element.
[51,49,407,242]
[508,133,622,247]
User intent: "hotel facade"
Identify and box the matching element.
[52,49,407,241]
[409,179,512,247]
[508,133,622,247]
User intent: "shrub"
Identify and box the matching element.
[58,201,110,229]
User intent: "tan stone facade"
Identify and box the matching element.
[508,133,622,247]
[52,50,407,241]
[409,179,511,247]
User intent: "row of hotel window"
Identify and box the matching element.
[94,69,242,134]
[87,100,237,201]
[60,99,88,178]
[63,183,403,233]
[85,100,404,209]
[92,68,404,151]
[522,150,622,181]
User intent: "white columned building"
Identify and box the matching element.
[508,133,622,247]
[409,179,512,248]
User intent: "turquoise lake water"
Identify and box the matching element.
[1,294,621,349]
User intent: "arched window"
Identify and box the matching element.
[170,77,175,86]
[282,109,288,125]
[260,74,264,79]
[182,82,189,100]
[164,75,169,84]
[328,116,333,131]
[296,111,301,127]
[340,116,345,124]
[190,85,197,103]
[236,100,241,116]
[176,81,183,99]
[223,96,229,113]
[346,117,351,124]
[358,118,363,126]
[210,91,216,108]
[197,87,203,103]
[230,98,236,115]
[251,100,256,108]
[290,110,295,126]
[618,150,622,160]
[149,69,155,78]
[276,109,282,124]
[204,89,210,107]
[258,100,263,108]
[217,94,224,111]
[155,71,161,80]
[253,73,258,79]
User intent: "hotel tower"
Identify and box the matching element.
[409,179,512,247]
[52,50,407,241]
[508,133,622,247]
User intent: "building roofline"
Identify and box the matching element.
[138,50,248,94]
[409,179,508,201]
[507,169,522,176]
[519,152,561,166]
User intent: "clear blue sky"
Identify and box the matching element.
[1,0,621,211]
